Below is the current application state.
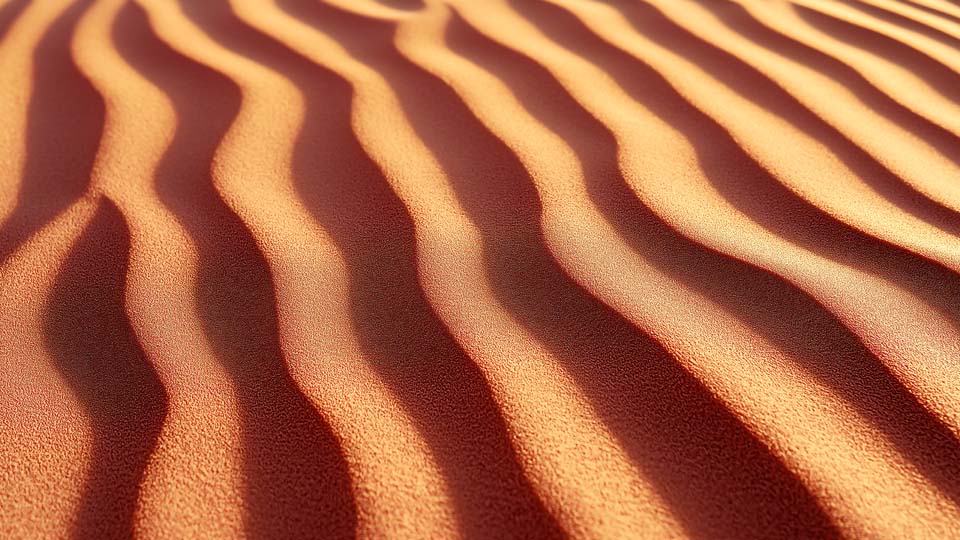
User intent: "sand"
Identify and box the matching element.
[2,0,960,537]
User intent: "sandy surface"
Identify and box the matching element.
[3,0,960,537]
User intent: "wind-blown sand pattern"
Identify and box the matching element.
[3,0,960,538]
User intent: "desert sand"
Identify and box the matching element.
[3,0,960,537]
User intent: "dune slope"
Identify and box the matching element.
[2,0,960,538]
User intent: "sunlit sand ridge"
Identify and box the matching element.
[2,0,960,538]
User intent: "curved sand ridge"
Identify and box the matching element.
[2,0,960,537]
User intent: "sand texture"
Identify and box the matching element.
[3,0,960,538]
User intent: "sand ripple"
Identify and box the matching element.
[2,0,960,537]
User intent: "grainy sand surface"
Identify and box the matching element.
[3,0,960,537]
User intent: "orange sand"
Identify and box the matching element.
[3,0,960,537]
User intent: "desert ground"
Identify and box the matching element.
[3,0,960,538]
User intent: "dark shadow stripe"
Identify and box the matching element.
[792,3,960,105]
[509,0,960,510]
[44,197,168,540]
[0,0,28,42]
[834,0,960,51]
[693,0,960,179]
[0,0,104,263]
[167,1,560,537]
[279,1,847,537]
[112,4,357,538]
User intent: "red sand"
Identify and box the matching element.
[3,0,960,537]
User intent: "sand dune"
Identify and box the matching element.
[2,0,960,537]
